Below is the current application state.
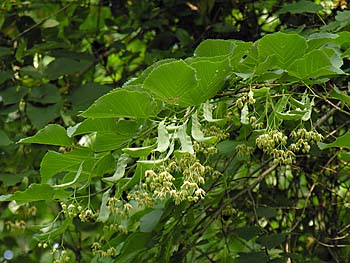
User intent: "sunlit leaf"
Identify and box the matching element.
[143,60,199,106]
[81,89,159,118]
[258,32,307,69]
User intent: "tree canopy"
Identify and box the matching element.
[1,1,350,262]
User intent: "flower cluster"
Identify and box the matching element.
[289,128,323,153]
[103,223,128,234]
[91,242,117,257]
[255,128,323,164]
[79,209,97,223]
[236,144,255,157]
[131,155,207,206]
[60,203,83,218]
[236,90,256,108]
[203,126,230,141]
[107,197,133,217]
[5,220,26,232]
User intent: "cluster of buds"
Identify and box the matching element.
[103,223,128,234]
[236,144,255,157]
[203,126,229,141]
[61,203,83,218]
[256,130,288,153]
[144,170,175,201]
[91,242,117,257]
[127,189,154,208]
[256,128,323,164]
[79,209,97,223]
[173,159,207,204]
[193,141,218,156]
[52,245,71,263]
[4,220,26,232]
[107,197,133,217]
[289,128,323,153]
[236,90,256,108]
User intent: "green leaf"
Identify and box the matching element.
[143,60,199,106]
[35,218,72,241]
[28,84,61,104]
[103,154,129,183]
[236,252,269,263]
[26,103,62,129]
[0,130,13,146]
[81,89,159,118]
[0,47,12,57]
[98,188,111,223]
[256,233,286,249]
[288,49,344,80]
[53,161,84,188]
[318,133,350,150]
[188,58,231,101]
[194,39,236,57]
[67,118,118,137]
[127,59,176,85]
[258,32,307,69]
[44,57,87,80]
[40,148,94,183]
[69,83,112,112]
[330,86,350,106]
[276,0,323,14]
[256,207,278,218]
[140,209,164,232]
[86,131,133,152]
[0,86,27,105]
[122,145,155,158]
[18,124,72,146]
[0,183,70,204]
[0,71,12,85]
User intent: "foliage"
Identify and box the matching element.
[1,1,350,263]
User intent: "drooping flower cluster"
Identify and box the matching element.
[255,128,323,164]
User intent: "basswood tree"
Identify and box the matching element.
[1,1,350,263]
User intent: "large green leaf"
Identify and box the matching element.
[81,89,159,118]
[0,183,70,204]
[188,58,231,102]
[143,60,200,106]
[288,49,344,80]
[18,124,72,146]
[194,39,236,57]
[40,148,94,183]
[257,32,307,69]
